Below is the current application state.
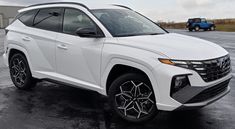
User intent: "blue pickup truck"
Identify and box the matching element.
[186,18,216,31]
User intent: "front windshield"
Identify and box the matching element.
[91,9,167,37]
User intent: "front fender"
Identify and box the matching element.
[100,44,166,104]
[101,57,162,104]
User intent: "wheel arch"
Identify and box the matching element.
[194,24,200,28]
[106,64,150,95]
[7,44,34,75]
[210,24,216,28]
[101,58,160,103]
[8,49,25,63]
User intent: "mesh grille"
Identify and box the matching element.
[191,55,231,82]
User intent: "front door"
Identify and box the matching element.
[56,8,104,89]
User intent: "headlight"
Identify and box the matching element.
[158,58,196,69]
[159,59,192,94]
[159,55,231,83]
[158,59,175,65]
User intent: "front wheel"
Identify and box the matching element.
[108,73,157,123]
[9,53,37,90]
[210,26,215,31]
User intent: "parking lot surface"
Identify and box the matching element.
[0,29,234,129]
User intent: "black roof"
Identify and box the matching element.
[188,18,206,20]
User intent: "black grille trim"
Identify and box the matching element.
[184,55,232,82]
[186,79,230,103]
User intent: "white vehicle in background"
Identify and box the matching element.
[3,2,232,123]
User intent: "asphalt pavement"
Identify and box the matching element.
[0,29,234,129]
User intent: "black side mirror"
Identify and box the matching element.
[76,28,104,38]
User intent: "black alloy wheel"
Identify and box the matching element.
[109,73,157,123]
[9,53,36,90]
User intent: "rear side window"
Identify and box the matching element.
[33,8,63,32]
[19,10,38,26]
[195,18,201,23]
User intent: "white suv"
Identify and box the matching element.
[3,2,232,123]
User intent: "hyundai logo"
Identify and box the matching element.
[218,58,226,69]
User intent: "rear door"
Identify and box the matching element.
[22,8,63,73]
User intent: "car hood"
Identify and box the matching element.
[115,33,228,60]
[208,22,214,25]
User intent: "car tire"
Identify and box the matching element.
[188,28,193,32]
[210,26,215,31]
[194,26,200,31]
[108,73,158,123]
[9,53,37,90]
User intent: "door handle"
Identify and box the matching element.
[57,44,68,50]
[22,36,31,41]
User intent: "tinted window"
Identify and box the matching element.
[188,19,193,23]
[19,10,38,26]
[195,18,201,23]
[201,18,206,22]
[33,8,63,32]
[63,8,95,35]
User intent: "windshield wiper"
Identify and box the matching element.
[116,34,143,37]
[149,33,164,35]
[115,33,165,37]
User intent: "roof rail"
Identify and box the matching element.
[28,2,89,10]
[112,4,133,10]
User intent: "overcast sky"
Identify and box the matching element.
[0,0,234,22]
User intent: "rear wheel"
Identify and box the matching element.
[194,26,200,31]
[108,73,157,123]
[188,28,193,32]
[9,53,37,90]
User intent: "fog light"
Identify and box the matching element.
[171,75,190,95]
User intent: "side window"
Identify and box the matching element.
[19,10,38,26]
[201,18,206,23]
[195,18,201,23]
[33,8,63,32]
[63,8,96,35]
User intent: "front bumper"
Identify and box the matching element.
[178,86,230,110]
[174,79,231,110]
[152,63,233,111]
